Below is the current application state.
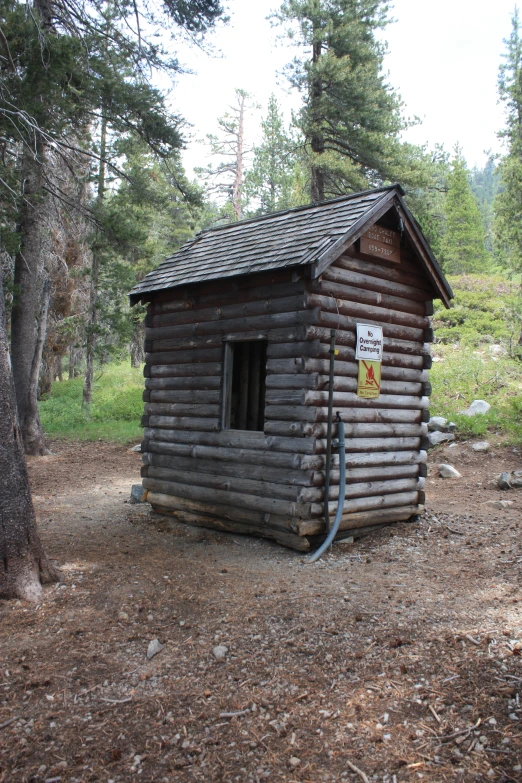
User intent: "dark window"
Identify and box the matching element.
[222,341,267,431]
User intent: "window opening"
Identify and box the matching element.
[223,340,267,431]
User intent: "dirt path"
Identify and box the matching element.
[1,440,521,783]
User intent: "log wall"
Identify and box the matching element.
[139,239,435,551]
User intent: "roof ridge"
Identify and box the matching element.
[189,184,402,240]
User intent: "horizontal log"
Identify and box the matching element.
[146,378,222,392]
[147,465,300,501]
[322,436,423,453]
[152,269,303,309]
[318,463,423,487]
[146,490,299,529]
[147,416,221,431]
[309,277,428,318]
[145,452,315,487]
[146,347,222,365]
[306,325,429,357]
[145,437,306,469]
[299,504,420,536]
[146,363,222,379]
[153,278,306,315]
[148,502,310,551]
[311,489,420,517]
[333,255,433,299]
[310,449,428,471]
[144,403,220,417]
[266,357,429,383]
[143,390,219,404]
[150,309,315,340]
[310,297,426,342]
[304,391,429,409]
[151,294,306,329]
[142,477,311,518]
[264,420,427,440]
[264,405,425,424]
[265,373,321,390]
[299,477,424,504]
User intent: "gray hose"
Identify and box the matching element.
[305,416,346,563]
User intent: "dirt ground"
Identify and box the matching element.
[1,438,522,783]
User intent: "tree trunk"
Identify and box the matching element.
[310,38,325,203]
[232,92,245,220]
[83,112,107,407]
[130,317,146,367]
[10,142,50,455]
[24,279,51,455]
[0,268,59,601]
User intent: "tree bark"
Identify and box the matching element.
[10,142,50,455]
[232,91,245,220]
[0,268,59,601]
[130,317,146,367]
[83,111,107,407]
[310,38,325,203]
[24,279,51,455]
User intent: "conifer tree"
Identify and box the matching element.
[245,94,297,214]
[273,0,406,202]
[440,148,490,275]
[494,8,522,273]
[198,89,256,220]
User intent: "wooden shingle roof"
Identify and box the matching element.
[129,185,452,306]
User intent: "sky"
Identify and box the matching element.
[171,0,518,175]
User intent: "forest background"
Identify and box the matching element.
[1,0,522,458]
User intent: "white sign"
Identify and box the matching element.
[356,323,383,362]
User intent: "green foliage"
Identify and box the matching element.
[470,155,500,255]
[244,95,298,215]
[432,275,521,349]
[494,8,522,274]
[430,349,522,443]
[274,0,420,200]
[430,274,522,444]
[439,149,490,274]
[39,362,143,442]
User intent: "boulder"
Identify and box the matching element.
[485,500,514,510]
[428,431,455,448]
[460,400,491,417]
[438,464,462,479]
[428,416,448,432]
[130,484,147,504]
[472,441,490,453]
[498,472,512,490]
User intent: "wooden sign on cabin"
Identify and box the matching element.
[360,224,401,264]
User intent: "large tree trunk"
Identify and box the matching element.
[130,317,146,367]
[0,268,59,601]
[10,144,50,455]
[310,38,325,203]
[83,112,107,407]
[232,92,245,220]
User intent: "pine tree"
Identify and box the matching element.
[197,89,256,220]
[244,95,297,215]
[273,0,406,202]
[470,155,499,256]
[440,149,490,275]
[494,9,522,273]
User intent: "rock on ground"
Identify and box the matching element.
[428,431,455,447]
[460,400,491,416]
[438,464,462,478]
[472,441,490,453]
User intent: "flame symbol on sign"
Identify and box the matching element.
[362,361,379,388]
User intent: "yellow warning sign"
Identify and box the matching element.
[357,360,381,399]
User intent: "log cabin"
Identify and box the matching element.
[129,184,453,552]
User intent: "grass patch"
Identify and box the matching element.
[430,346,522,443]
[39,362,143,444]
